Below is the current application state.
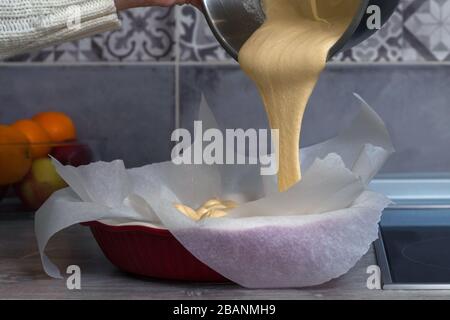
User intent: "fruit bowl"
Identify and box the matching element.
[0,140,102,211]
[84,220,229,282]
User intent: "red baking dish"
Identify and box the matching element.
[84,221,229,283]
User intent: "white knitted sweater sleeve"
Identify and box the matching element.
[0,0,121,59]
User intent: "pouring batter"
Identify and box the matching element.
[175,0,362,220]
[239,0,361,191]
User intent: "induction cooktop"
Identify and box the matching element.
[371,176,450,290]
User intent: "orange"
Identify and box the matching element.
[11,119,52,159]
[0,125,32,185]
[32,112,76,142]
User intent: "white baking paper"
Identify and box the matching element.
[35,94,394,288]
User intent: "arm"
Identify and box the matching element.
[0,0,200,59]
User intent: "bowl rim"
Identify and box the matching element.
[83,220,172,236]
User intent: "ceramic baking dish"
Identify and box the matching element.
[84,220,228,282]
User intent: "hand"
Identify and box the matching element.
[115,0,202,11]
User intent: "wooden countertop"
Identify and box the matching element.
[1,213,450,300]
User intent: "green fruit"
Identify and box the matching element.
[31,158,67,189]
[15,158,67,210]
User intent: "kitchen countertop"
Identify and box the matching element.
[1,212,450,300]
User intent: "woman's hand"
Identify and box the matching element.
[115,0,202,11]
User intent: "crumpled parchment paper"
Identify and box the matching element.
[35,94,394,288]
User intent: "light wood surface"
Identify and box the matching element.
[1,214,450,300]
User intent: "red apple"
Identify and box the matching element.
[51,143,93,167]
[15,158,67,211]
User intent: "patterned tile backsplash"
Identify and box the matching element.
[2,1,450,173]
[5,7,176,63]
[2,0,449,63]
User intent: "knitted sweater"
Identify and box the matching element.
[0,0,121,59]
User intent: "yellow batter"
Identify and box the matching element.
[239,0,361,191]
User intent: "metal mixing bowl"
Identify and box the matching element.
[202,0,400,61]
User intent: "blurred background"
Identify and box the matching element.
[0,0,449,174]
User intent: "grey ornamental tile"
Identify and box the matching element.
[178,5,234,62]
[333,2,404,62]
[403,0,450,61]
[101,7,175,62]
[0,65,175,167]
[3,7,175,63]
[3,36,105,63]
